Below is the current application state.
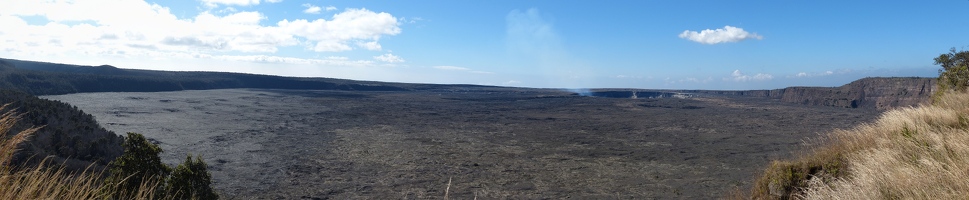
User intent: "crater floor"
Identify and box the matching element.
[44,88,879,199]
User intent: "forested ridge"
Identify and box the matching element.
[0,89,122,171]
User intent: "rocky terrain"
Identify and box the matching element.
[682,77,935,110]
[45,88,880,199]
[0,57,939,198]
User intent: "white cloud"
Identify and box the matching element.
[433,66,470,71]
[679,26,763,45]
[357,41,382,51]
[400,17,423,24]
[215,54,374,66]
[0,0,400,61]
[373,53,404,63]
[727,70,773,82]
[615,75,646,79]
[278,8,400,52]
[217,7,238,13]
[793,70,837,78]
[432,65,494,74]
[302,4,321,14]
[200,0,262,7]
[675,77,713,83]
[325,6,337,11]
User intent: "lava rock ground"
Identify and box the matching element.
[43,88,879,199]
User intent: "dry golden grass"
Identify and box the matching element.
[750,92,969,199]
[0,105,160,200]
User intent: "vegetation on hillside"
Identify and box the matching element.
[749,48,969,199]
[104,133,218,200]
[104,132,172,199]
[934,48,969,98]
[1,113,217,199]
[0,89,123,172]
[0,106,153,199]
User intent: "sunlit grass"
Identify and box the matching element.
[750,92,969,199]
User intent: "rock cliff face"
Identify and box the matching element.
[779,77,935,109]
[688,77,936,110]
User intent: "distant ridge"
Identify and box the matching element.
[682,77,936,110]
[0,58,936,110]
[0,58,413,96]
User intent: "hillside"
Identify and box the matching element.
[749,91,969,199]
[0,90,123,171]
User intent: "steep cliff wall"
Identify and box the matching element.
[838,77,935,109]
[687,77,936,110]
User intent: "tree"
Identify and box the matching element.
[934,48,969,98]
[166,154,219,200]
[104,132,171,199]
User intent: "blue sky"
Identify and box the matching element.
[1,0,966,90]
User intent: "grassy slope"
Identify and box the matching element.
[750,91,969,199]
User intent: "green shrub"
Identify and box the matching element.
[104,132,220,199]
[104,132,171,199]
[933,48,969,99]
[166,154,219,200]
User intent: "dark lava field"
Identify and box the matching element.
[43,88,879,199]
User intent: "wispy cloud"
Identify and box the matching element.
[506,8,561,56]
[679,26,763,45]
[672,77,713,83]
[215,55,374,66]
[432,66,495,75]
[506,8,593,87]
[373,53,404,63]
[302,4,321,14]
[433,66,470,71]
[400,17,423,24]
[727,70,773,81]
[794,70,835,78]
[200,0,277,7]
